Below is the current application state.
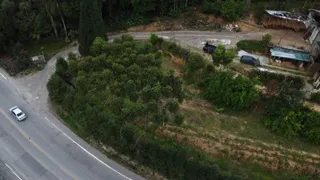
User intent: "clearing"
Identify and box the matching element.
[160,51,320,179]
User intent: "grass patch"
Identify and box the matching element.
[236,40,267,54]
[24,37,70,60]
[182,105,320,155]
[20,66,44,76]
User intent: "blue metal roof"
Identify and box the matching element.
[270,47,310,62]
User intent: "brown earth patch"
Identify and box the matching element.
[156,124,320,177]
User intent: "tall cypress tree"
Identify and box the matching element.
[79,0,107,56]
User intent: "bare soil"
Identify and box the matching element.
[157,117,320,177]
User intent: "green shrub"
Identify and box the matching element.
[47,73,69,103]
[236,40,266,53]
[159,39,206,75]
[263,82,320,143]
[203,72,260,110]
[221,0,239,21]
[302,111,320,144]
[187,52,206,72]
[310,93,320,104]
[150,33,160,45]
[249,70,304,90]
[174,114,184,125]
[202,0,222,15]
[212,45,235,67]
[262,34,272,45]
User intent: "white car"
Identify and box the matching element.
[9,106,27,121]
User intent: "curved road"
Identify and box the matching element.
[0,73,144,180]
[0,31,266,180]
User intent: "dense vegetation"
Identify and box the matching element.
[79,0,107,55]
[264,82,320,144]
[310,92,320,104]
[249,69,305,90]
[161,38,320,146]
[203,72,260,110]
[236,40,267,53]
[153,37,208,83]
[1,0,317,73]
[212,45,235,67]
[48,35,243,179]
[202,0,246,21]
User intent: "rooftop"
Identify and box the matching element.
[265,10,311,25]
[270,46,311,62]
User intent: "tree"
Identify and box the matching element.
[0,0,18,52]
[187,52,206,72]
[150,33,160,45]
[79,0,107,56]
[47,73,68,103]
[221,0,238,21]
[204,72,259,110]
[55,57,73,86]
[212,45,235,67]
[262,34,272,45]
[42,0,59,38]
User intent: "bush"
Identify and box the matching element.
[174,114,184,125]
[203,72,260,110]
[187,52,206,72]
[221,0,239,21]
[236,40,267,53]
[310,93,320,104]
[150,33,160,45]
[263,82,320,143]
[159,39,207,74]
[249,70,304,90]
[202,0,222,15]
[262,34,272,45]
[212,45,235,67]
[47,73,69,103]
[302,112,320,144]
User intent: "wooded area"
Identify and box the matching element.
[48,35,243,179]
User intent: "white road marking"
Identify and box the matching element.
[0,110,76,180]
[0,72,7,80]
[44,117,132,180]
[5,163,23,180]
[159,36,169,39]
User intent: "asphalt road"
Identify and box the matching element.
[0,76,143,179]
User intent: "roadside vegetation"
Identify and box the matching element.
[1,0,318,74]
[310,93,320,104]
[48,35,241,180]
[236,34,272,54]
[48,34,320,179]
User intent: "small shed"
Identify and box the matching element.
[269,46,311,68]
[263,10,311,31]
[31,55,45,65]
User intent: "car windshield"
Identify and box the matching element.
[17,112,23,116]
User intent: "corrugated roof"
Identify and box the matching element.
[265,10,310,25]
[270,47,310,62]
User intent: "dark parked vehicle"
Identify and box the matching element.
[203,42,217,54]
[240,55,260,66]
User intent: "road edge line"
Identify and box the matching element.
[5,163,23,180]
[0,72,7,80]
[45,117,132,180]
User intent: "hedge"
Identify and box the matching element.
[236,40,266,53]
[249,69,304,90]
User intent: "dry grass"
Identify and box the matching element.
[156,101,320,177]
